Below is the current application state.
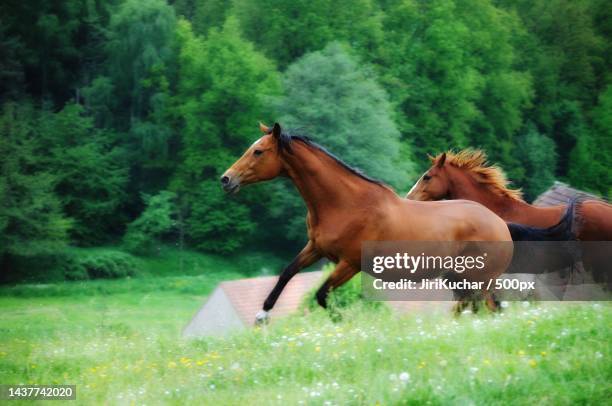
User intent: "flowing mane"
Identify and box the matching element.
[267,128,389,188]
[433,149,524,200]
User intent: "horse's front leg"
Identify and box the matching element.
[315,261,359,309]
[255,241,321,325]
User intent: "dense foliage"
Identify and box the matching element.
[0,0,610,278]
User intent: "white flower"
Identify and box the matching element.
[377,348,383,353]
[209,384,215,390]
[399,372,410,382]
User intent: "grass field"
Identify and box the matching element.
[1,267,610,405]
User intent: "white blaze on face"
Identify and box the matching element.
[407,174,423,197]
[251,137,263,148]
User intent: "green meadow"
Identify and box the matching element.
[1,254,610,405]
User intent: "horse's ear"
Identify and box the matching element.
[437,152,447,168]
[259,122,270,133]
[272,122,282,139]
[427,153,436,163]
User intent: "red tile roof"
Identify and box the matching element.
[533,181,603,207]
[220,271,324,326]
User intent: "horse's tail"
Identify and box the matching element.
[508,198,578,241]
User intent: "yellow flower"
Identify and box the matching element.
[315,346,321,352]
[168,361,177,368]
[528,359,537,367]
[518,350,525,356]
[540,351,547,357]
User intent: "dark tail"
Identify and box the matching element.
[508,199,578,241]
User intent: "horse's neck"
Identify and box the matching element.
[447,168,529,219]
[282,142,384,223]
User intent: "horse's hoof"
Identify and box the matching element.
[255,310,270,325]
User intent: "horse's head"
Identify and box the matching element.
[220,122,285,194]
[406,152,450,200]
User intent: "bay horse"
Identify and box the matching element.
[221,124,569,324]
[405,149,612,241]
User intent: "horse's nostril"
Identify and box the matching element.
[221,176,230,185]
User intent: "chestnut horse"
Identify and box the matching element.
[221,124,539,324]
[406,149,612,241]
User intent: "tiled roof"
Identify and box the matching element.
[220,271,324,326]
[533,181,603,207]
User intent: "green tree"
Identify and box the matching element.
[232,0,383,68]
[272,42,415,240]
[497,0,607,176]
[569,85,612,196]
[123,191,177,254]
[39,104,128,243]
[379,0,532,175]
[514,125,558,201]
[0,0,115,104]
[82,0,179,206]
[98,0,177,125]
[0,103,71,260]
[172,18,280,253]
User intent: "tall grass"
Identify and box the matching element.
[1,284,609,405]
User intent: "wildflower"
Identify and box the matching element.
[168,361,177,368]
[540,351,547,357]
[528,359,537,367]
[315,346,321,352]
[399,372,410,382]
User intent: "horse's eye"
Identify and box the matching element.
[253,149,263,156]
[423,174,432,181]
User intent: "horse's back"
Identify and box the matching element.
[394,198,511,242]
[578,199,612,240]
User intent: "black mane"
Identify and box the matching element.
[269,129,387,187]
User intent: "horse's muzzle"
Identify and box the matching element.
[220,174,240,194]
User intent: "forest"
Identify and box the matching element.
[1,0,610,281]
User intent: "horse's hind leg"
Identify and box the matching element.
[452,299,470,316]
[315,261,358,309]
[483,291,501,313]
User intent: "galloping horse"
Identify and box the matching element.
[221,124,544,323]
[406,149,612,241]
